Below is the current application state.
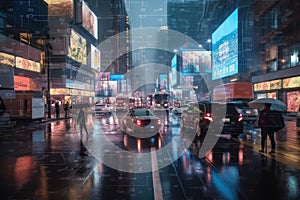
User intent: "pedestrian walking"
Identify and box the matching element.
[258,103,284,154]
[77,108,88,135]
[55,101,60,118]
[297,105,300,129]
[64,101,70,118]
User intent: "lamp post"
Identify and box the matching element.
[46,42,52,119]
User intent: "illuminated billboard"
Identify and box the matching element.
[68,29,87,65]
[14,76,42,91]
[286,91,300,112]
[91,45,100,70]
[45,0,73,18]
[169,54,177,86]
[16,57,41,73]
[160,74,167,89]
[96,72,110,81]
[212,8,238,80]
[95,81,117,97]
[181,51,211,74]
[110,74,124,81]
[82,1,98,39]
[0,52,15,67]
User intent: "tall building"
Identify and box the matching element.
[45,0,98,106]
[0,0,48,120]
[251,0,300,112]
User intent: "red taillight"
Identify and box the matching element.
[204,113,213,122]
[135,119,142,126]
[238,114,243,122]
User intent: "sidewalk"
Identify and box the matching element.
[283,113,297,121]
[283,114,297,121]
[0,113,72,133]
[239,118,300,170]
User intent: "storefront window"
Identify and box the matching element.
[286,91,300,112]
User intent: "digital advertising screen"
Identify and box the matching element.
[91,45,100,70]
[96,72,110,81]
[68,29,87,65]
[160,74,168,89]
[95,81,117,97]
[0,52,15,67]
[16,57,41,73]
[212,8,238,80]
[181,51,211,74]
[170,54,177,86]
[82,1,98,39]
[45,0,74,18]
[110,74,124,81]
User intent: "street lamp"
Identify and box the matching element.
[45,42,52,119]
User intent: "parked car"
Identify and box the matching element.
[180,101,244,139]
[172,104,189,115]
[121,108,163,138]
[228,101,258,125]
[94,103,113,116]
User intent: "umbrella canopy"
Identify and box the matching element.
[247,98,287,112]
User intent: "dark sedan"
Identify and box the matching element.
[180,101,244,141]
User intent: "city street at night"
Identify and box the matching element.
[0,0,300,199]
[0,114,299,200]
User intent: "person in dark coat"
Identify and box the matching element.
[64,101,70,118]
[258,103,275,154]
[77,108,88,136]
[55,101,60,118]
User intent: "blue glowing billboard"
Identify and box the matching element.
[212,8,238,80]
[110,74,124,81]
[169,55,177,86]
[181,51,211,75]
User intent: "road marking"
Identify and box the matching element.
[151,147,163,200]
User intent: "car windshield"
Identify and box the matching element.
[96,104,105,107]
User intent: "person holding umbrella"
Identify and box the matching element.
[248,98,286,154]
[257,103,285,154]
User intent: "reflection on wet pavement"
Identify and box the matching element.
[0,117,299,199]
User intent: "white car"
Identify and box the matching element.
[121,108,162,138]
[172,104,189,115]
[94,103,113,116]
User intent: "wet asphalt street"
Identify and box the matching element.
[0,113,299,200]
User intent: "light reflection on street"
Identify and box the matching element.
[0,117,299,199]
[14,155,36,190]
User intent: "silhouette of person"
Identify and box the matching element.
[77,108,88,135]
[258,103,276,154]
[55,101,60,118]
[64,101,70,118]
